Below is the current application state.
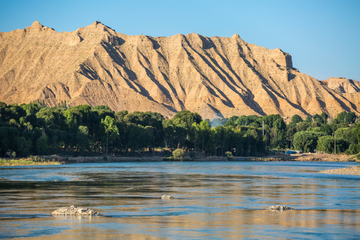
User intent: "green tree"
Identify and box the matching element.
[172,110,202,130]
[347,144,360,155]
[213,126,226,156]
[290,114,303,125]
[245,128,263,155]
[271,118,286,148]
[334,111,356,124]
[143,126,154,152]
[0,126,20,155]
[285,124,297,148]
[77,125,90,152]
[198,120,211,153]
[335,128,349,139]
[311,121,321,128]
[319,136,349,154]
[36,107,65,129]
[317,136,334,154]
[163,119,175,149]
[224,120,236,128]
[305,115,313,123]
[296,122,309,132]
[262,114,282,128]
[36,135,49,155]
[321,112,329,123]
[115,110,128,122]
[313,114,325,124]
[320,124,332,135]
[15,136,32,157]
[235,115,261,126]
[172,118,187,149]
[101,116,119,155]
[293,131,324,152]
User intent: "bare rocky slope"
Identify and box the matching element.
[1,21,359,119]
[322,77,360,94]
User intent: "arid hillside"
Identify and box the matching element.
[322,77,360,93]
[1,21,359,119]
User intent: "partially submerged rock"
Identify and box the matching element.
[52,205,101,216]
[161,194,174,200]
[267,205,293,211]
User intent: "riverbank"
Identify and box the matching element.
[0,158,63,166]
[239,153,358,162]
[45,153,356,164]
[40,152,360,164]
[1,152,358,166]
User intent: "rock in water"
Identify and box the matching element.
[52,205,101,216]
[161,195,173,200]
[267,205,293,211]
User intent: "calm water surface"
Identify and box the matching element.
[0,161,359,239]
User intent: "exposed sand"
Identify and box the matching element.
[235,153,357,162]
[320,166,360,176]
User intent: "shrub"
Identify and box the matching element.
[172,149,185,159]
[347,144,360,155]
[189,151,196,159]
[225,151,234,160]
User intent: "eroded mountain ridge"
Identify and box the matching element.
[1,21,359,119]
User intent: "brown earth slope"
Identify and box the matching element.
[322,77,360,94]
[1,21,359,119]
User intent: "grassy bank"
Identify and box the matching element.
[0,158,63,166]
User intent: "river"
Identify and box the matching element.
[0,161,359,239]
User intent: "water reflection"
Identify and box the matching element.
[0,162,359,239]
[1,209,359,239]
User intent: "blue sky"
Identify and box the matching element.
[1,0,359,80]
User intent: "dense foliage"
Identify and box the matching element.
[0,101,359,157]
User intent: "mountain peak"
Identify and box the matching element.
[89,21,103,27]
[31,21,42,27]
[84,21,116,35]
[231,33,241,39]
[23,21,55,33]
[28,20,44,31]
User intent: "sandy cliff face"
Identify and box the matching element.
[322,77,360,94]
[1,21,359,119]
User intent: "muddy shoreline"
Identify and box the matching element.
[2,152,358,165]
[39,152,358,164]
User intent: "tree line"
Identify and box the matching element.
[0,101,359,157]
